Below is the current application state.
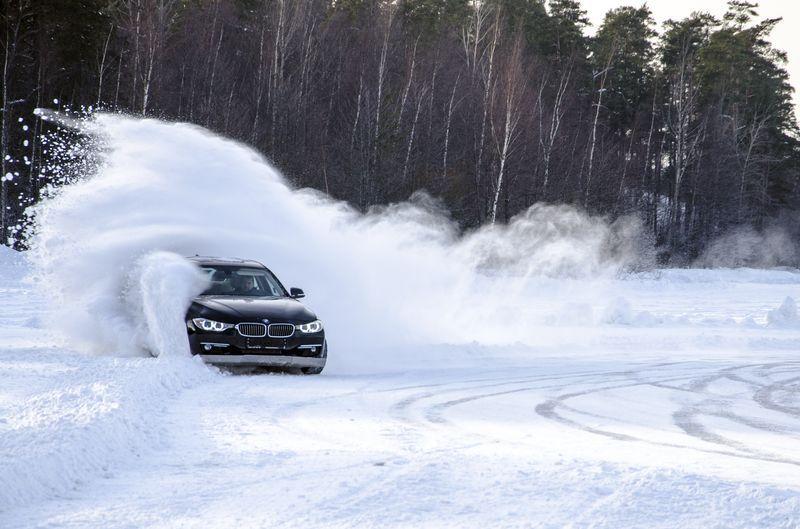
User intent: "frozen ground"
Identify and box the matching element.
[2,245,800,528]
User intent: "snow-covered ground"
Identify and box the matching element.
[2,114,800,527]
[2,243,800,528]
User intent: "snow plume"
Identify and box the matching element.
[129,252,208,357]
[25,113,646,363]
[697,223,800,269]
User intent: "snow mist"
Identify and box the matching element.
[26,113,647,370]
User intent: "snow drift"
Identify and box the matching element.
[0,355,213,511]
[26,113,649,369]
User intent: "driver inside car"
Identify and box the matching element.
[236,274,261,296]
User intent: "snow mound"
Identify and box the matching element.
[602,297,634,324]
[0,355,213,511]
[600,297,664,326]
[767,297,800,328]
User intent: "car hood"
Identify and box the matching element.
[190,296,317,323]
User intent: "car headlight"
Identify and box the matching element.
[297,320,323,333]
[192,318,233,332]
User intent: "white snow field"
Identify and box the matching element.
[2,115,800,528]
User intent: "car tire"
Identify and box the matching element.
[301,339,327,375]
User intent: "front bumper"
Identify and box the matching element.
[188,326,325,367]
[199,354,326,368]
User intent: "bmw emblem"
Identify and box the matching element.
[262,318,270,324]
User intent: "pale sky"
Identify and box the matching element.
[584,1,800,120]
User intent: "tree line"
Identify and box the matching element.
[2,0,798,261]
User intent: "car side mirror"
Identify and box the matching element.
[290,287,305,299]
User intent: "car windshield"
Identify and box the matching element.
[199,265,288,298]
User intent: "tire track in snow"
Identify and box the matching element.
[532,361,800,467]
[388,366,664,426]
[672,363,800,462]
[422,362,698,426]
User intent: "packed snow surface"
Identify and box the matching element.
[2,115,800,527]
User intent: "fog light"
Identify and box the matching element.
[311,347,317,353]
[204,344,212,351]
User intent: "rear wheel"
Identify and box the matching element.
[301,340,327,375]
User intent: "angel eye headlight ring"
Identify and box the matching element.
[192,318,233,332]
[297,320,323,333]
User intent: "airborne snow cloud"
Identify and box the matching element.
[26,113,648,368]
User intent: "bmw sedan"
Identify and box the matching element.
[186,256,326,374]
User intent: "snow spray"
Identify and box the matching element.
[26,113,648,369]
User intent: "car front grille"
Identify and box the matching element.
[268,323,295,338]
[236,322,267,337]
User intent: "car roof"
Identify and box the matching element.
[186,256,266,268]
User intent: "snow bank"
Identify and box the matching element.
[25,114,647,369]
[0,354,213,511]
[0,250,212,513]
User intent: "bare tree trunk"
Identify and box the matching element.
[129,2,141,110]
[642,83,658,221]
[351,72,364,152]
[28,59,43,202]
[476,10,500,214]
[297,16,317,135]
[426,53,439,141]
[654,132,666,238]
[737,110,769,223]
[585,45,615,207]
[402,90,425,187]
[251,21,267,143]
[542,62,571,196]
[1,41,10,243]
[489,38,526,224]
[461,0,490,76]
[615,122,637,213]
[322,57,342,188]
[397,38,418,127]
[223,81,236,134]
[270,0,291,153]
[441,75,460,183]
[490,99,515,224]
[114,51,123,108]
[141,46,155,115]
[206,24,224,124]
[666,37,704,242]
[372,7,394,172]
[97,25,114,107]
[178,62,185,117]
[1,4,22,243]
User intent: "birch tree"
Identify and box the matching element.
[489,37,527,224]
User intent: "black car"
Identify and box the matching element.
[185,256,326,374]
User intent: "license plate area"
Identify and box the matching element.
[245,337,285,350]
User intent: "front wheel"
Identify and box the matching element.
[301,340,327,375]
